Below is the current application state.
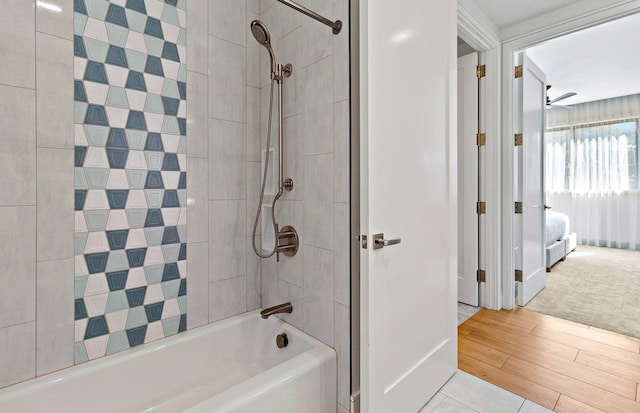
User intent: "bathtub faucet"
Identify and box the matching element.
[260,302,293,319]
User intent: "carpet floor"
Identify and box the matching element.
[525,245,640,339]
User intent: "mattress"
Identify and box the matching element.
[546,211,569,246]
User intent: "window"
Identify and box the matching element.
[545,118,639,194]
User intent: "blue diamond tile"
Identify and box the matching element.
[105,45,128,68]
[125,286,147,307]
[75,80,88,102]
[126,110,148,130]
[144,17,164,39]
[144,209,164,227]
[75,190,87,211]
[144,302,164,323]
[177,81,186,100]
[126,248,147,267]
[106,230,129,250]
[178,172,186,189]
[84,316,110,340]
[75,298,88,320]
[126,325,147,347]
[106,128,129,148]
[106,148,128,169]
[162,263,180,282]
[144,171,164,189]
[178,243,186,261]
[178,279,186,297]
[161,153,180,171]
[178,314,186,332]
[84,104,109,125]
[75,146,87,167]
[145,133,164,151]
[106,270,128,291]
[177,118,186,135]
[165,0,178,6]
[85,252,109,274]
[106,4,128,28]
[161,97,179,116]
[144,56,164,77]
[125,0,147,14]
[161,42,180,62]
[125,71,147,92]
[161,226,180,245]
[74,0,87,14]
[74,35,87,58]
[162,190,180,208]
[84,61,108,84]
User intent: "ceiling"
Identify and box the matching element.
[470,1,640,105]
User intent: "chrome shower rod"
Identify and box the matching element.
[277,0,342,34]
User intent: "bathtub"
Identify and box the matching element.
[0,310,336,412]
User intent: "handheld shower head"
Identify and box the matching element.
[250,20,277,76]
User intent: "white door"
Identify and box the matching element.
[515,53,547,306]
[359,1,457,412]
[457,52,479,306]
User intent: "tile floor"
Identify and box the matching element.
[457,303,481,326]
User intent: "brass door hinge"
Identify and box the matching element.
[476,64,486,79]
[514,133,523,146]
[515,65,523,78]
[515,270,523,282]
[476,132,486,147]
[476,201,486,215]
[515,201,523,214]
[477,269,486,283]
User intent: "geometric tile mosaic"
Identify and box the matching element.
[75,0,187,363]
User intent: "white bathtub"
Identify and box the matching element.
[0,310,336,412]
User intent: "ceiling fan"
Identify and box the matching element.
[546,85,577,109]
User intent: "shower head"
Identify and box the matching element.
[250,20,276,76]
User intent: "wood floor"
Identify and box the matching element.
[459,308,640,412]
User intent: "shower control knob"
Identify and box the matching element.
[276,333,288,349]
[283,178,294,191]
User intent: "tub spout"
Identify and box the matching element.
[260,302,293,319]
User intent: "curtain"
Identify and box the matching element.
[545,94,640,250]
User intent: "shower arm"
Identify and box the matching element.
[277,0,342,34]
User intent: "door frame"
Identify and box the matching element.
[500,1,640,309]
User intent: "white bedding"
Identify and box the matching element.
[546,211,569,246]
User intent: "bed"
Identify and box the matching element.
[545,211,577,272]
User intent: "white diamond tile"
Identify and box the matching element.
[75,255,89,276]
[106,169,129,189]
[85,82,109,105]
[144,321,164,344]
[144,284,164,304]
[75,319,88,342]
[75,211,88,233]
[84,147,110,168]
[110,0,125,5]
[177,100,186,118]
[161,135,179,153]
[74,56,88,80]
[126,190,147,209]
[85,189,110,210]
[125,267,147,289]
[75,124,89,146]
[84,17,109,43]
[177,45,186,64]
[145,0,163,18]
[85,231,110,253]
[162,298,180,318]
[161,59,180,80]
[143,73,164,94]
[178,207,186,225]
[85,335,109,360]
[85,273,109,296]
[105,309,128,333]
[177,9,185,27]
[106,210,129,230]
[178,261,186,278]
[144,246,164,266]
[125,228,147,249]
[125,150,147,169]
[161,208,180,226]
[105,106,128,128]
[105,65,128,88]
[126,89,147,111]
[160,21,180,43]
[85,292,109,317]
[144,112,164,133]
[125,31,147,54]
[161,171,180,189]
[177,154,186,171]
